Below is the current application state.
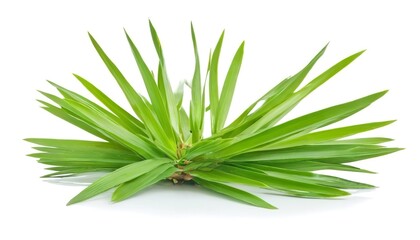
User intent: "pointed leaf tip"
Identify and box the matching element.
[356,49,367,56]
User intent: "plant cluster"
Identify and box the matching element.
[27,22,400,208]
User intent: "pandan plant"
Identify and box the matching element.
[26,21,400,209]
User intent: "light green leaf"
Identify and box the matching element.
[218,165,349,197]
[179,108,191,142]
[41,168,112,178]
[174,80,185,109]
[214,91,388,158]
[209,31,225,134]
[229,145,400,163]
[191,169,267,187]
[26,138,134,154]
[73,74,146,134]
[190,23,204,143]
[261,120,395,150]
[89,33,176,152]
[217,44,328,138]
[215,41,245,132]
[148,21,181,135]
[67,158,171,205]
[194,177,276,209]
[241,50,366,135]
[112,164,177,202]
[48,81,143,136]
[260,161,375,174]
[124,30,176,141]
[241,163,375,189]
[63,98,167,158]
[37,100,111,141]
[319,137,393,145]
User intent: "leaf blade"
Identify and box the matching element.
[112,164,177,202]
[189,23,204,143]
[209,31,225,134]
[215,41,245,132]
[194,177,276,209]
[67,158,171,205]
[214,91,388,158]
[88,33,175,153]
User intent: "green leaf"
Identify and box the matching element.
[26,138,134,154]
[190,23,204,143]
[316,147,403,164]
[319,137,393,145]
[241,163,375,189]
[62,98,167,158]
[191,168,267,187]
[37,100,112,141]
[174,80,185,109]
[219,44,328,138]
[241,50,366,135]
[260,161,375,174]
[229,145,399,163]
[209,31,225,134]
[29,143,140,165]
[194,177,276,209]
[148,21,181,135]
[179,108,191,142]
[67,158,171,205]
[27,139,141,169]
[261,120,395,150]
[37,159,129,168]
[124,30,176,142]
[112,164,177,202]
[48,80,144,136]
[215,41,245,132]
[39,92,131,145]
[185,138,233,160]
[218,165,349,197]
[29,152,138,162]
[73,74,146,135]
[88,33,176,153]
[41,168,112,178]
[214,91,388,158]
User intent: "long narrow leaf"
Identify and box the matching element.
[73,74,146,135]
[37,100,111,141]
[241,163,375,189]
[148,21,181,135]
[261,120,394,150]
[258,161,375,174]
[88,33,176,152]
[63,98,167,158]
[209,31,225,134]
[190,23,204,143]
[241,50,366,135]
[214,91,387,157]
[112,163,177,202]
[194,177,276,209]
[124,30,176,142]
[218,165,349,197]
[67,158,171,205]
[220,44,328,138]
[229,145,400,163]
[215,42,245,132]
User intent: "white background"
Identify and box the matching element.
[1,0,419,239]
